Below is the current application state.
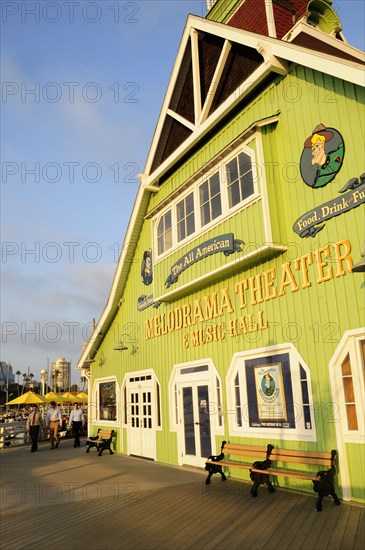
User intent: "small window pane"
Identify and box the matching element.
[176,201,185,219]
[186,213,195,236]
[226,150,254,209]
[157,218,164,238]
[343,377,355,403]
[199,172,221,227]
[303,405,311,428]
[201,203,210,226]
[228,181,240,208]
[157,210,173,254]
[242,169,254,199]
[176,193,195,242]
[211,195,222,219]
[199,181,209,204]
[165,211,171,229]
[210,173,220,196]
[238,152,251,175]
[346,404,358,430]
[186,193,194,214]
[226,158,238,185]
[341,354,351,376]
[177,220,185,242]
[301,380,309,404]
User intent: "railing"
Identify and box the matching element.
[0,421,31,449]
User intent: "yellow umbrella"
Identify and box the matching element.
[6,391,47,405]
[61,392,78,403]
[76,392,88,403]
[44,391,66,403]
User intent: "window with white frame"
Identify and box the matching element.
[330,330,365,441]
[157,210,172,255]
[341,353,358,431]
[154,140,259,257]
[227,344,316,441]
[177,192,195,242]
[199,171,222,227]
[226,150,254,208]
[97,380,117,421]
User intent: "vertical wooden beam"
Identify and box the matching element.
[265,0,277,38]
[190,29,202,126]
[199,39,232,125]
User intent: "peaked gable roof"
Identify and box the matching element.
[143,15,364,188]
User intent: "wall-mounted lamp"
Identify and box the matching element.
[352,245,365,273]
[83,358,95,365]
[113,342,128,351]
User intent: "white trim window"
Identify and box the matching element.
[199,171,222,227]
[157,210,172,255]
[227,344,316,441]
[330,329,365,442]
[92,376,118,423]
[226,149,254,208]
[154,138,259,258]
[177,191,195,242]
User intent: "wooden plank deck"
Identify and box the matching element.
[1,439,364,550]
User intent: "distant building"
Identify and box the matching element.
[0,362,15,386]
[51,358,71,391]
[40,369,48,395]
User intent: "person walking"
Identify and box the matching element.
[26,404,45,452]
[69,403,84,448]
[45,401,62,449]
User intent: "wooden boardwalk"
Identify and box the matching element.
[1,438,364,550]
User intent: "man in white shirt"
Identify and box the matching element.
[26,404,45,453]
[69,403,84,448]
[45,401,62,449]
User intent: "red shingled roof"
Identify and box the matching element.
[227,0,309,38]
[228,0,268,36]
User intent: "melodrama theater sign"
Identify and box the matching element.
[146,239,354,349]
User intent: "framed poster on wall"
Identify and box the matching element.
[254,362,287,421]
[246,353,295,429]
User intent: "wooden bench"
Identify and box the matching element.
[86,429,115,456]
[205,441,340,511]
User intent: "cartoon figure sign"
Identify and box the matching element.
[141,249,153,286]
[300,123,344,188]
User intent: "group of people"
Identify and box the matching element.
[26,401,85,452]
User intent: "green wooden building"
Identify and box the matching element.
[78,0,365,503]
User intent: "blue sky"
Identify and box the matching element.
[1,0,364,386]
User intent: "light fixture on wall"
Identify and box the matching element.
[83,358,95,365]
[352,244,365,273]
[113,342,128,351]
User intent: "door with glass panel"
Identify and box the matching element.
[181,383,212,467]
[127,377,155,459]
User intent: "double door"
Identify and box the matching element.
[128,381,155,459]
[181,383,212,467]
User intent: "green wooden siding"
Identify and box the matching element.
[89,62,364,499]
[346,443,365,502]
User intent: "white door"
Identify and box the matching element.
[180,382,212,467]
[127,380,156,459]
